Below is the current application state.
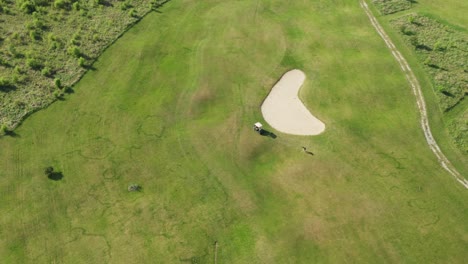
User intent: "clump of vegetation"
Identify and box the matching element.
[372,0,414,15]
[0,124,8,135]
[54,78,62,89]
[391,14,468,153]
[128,183,142,192]
[0,0,158,130]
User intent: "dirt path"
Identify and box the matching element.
[360,0,468,189]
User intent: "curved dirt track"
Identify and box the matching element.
[360,0,468,189]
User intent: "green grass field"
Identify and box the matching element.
[0,0,467,263]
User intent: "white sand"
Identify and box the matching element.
[261,69,325,136]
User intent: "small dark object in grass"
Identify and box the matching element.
[302,146,314,155]
[44,166,64,181]
[260,129,277,139]
[128,184,141,192]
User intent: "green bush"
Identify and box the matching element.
[0,77,12,88]
[13,66,23,74]
[72,2,79,11]
[54,78,61,88]
[53,89,64,98]
[0,57,8,67]
[67,45,81,57]
[7,45,18,57]
[0,124,8,135]
[33,17,46,29]
[41,67,52,77]
[26,58,43,70]
[19,0,36,14]
[128,8,137,17]
[121,1,132,10]
[78,57,85,67]
[54,0,69,9]
[29,30,41,41]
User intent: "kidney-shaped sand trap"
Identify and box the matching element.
[261,69,325,136]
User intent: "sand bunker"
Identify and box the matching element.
[261,69,325,135]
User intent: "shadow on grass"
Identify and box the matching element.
[48,172,63,181]
[152,0,172,11]
[64,87,75,94]
[0,84,17,93]
[4,130,20,138]
[260,129,277,139]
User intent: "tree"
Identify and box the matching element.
[44,166,63,180]
[44,166,54,176]
[0,124,8,135]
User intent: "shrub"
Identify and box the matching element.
[72,2,79,11]
[29,30,41,41]
[41,67,52,77]
[434,40,447,51]
[0,77,11,88]
[14,66,23,74]
[54,78,61,88]
[47,33,56,42]
[26,58,43,70]
[49,41,58,50]
[7,45,18,57]
[53,89,64,98]
[128,8,137,17]
[0,57,8,67]
[33,17,46,29]
[54,0,69,9]
[121,1,131,10]
[67,45,81,57]
[78,57,85,67]
[0,124,8,135]
[11,74,24,84]
[19,0,36,14]
[26,21,35,30]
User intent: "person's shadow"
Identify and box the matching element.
[302,147,314,155]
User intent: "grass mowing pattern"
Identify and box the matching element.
[1,0,467,262]
[0,0,165,130]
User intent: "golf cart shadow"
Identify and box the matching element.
[260,129,277,139]
[48,172,63,181]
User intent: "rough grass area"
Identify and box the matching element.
[391,14,468,153]
[372,0,413,15]
[0,0,167,129]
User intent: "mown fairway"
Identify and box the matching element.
[1,0,467,263]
